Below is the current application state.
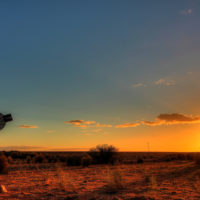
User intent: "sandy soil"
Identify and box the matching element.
[0,161,200,200]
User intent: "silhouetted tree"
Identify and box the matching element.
[89,144,118,164]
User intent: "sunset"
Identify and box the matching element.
[0,1,200,199]
[1,1,200,152]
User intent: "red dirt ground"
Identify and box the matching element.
[0,161,200,200]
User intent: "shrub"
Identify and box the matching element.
[105,168,123,193]
[137,157,144,164]
[58,155,68,163]
[67,155,82,166]
[48,155,59,163]
[56,166,77,192]
[176,153,185,160]
[186,153,193,160]
[33,154,47,163]
[81,154,92,167]
[194,153,200,165]
[0,154,8,174]
[26,155,32,163]
[89,144,118,164]
[7,156,13,164]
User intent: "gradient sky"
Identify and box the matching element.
[1,0,200,151]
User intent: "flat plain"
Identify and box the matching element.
[0,152,200,200]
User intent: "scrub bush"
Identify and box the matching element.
[0,154,8,174]
[89,144,118,164]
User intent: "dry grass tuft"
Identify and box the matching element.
[56,166,77,193]
[105,168,123,193]
[149,175,157,190]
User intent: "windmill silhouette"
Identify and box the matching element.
[0,113,13,131]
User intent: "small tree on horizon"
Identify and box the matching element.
[89,144,118,164]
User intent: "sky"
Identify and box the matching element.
[0,0,200,152]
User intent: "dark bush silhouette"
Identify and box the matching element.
[33,154,47,163]
[26,156,32,164]
[67,155,82,166]
[81,154,92,167]
[194,153,200,165]
[89,144,118,164]
[7,156,13,164]
[0,154,8,174]
[47,154,59,163]
[56,155,66,163]
[137,157,144,164]
[186,153,193,160]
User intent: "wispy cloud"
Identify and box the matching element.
[83,121,96,125]
[132,83,146,88]
[115,122,140,128]
[19,124,38,128]
[65,113,200,130]
[0,146,43,151]
[141,113,200,126]
[65,120,96,128]
[115,113,200,128]
[0,146,89,151]
[65,119,112,128]
[154,78,175,86]
[180,9,192,15]
[141,120,163,126]
[95,123,112,128]
[65,120,112,129]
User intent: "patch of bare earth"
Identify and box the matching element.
[0,162,200,199]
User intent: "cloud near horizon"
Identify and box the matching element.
[65,120,112,128]
[19,124,38,128]
[180,9,192,15]
[65,120,96,128]
[141,113,200,126]
[115,122,140,128]
[154,78,175,86]
[0,145,89,151]
[132,83,146,88]
[66,113,200,130]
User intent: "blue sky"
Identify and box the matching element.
[0,1,200,151]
